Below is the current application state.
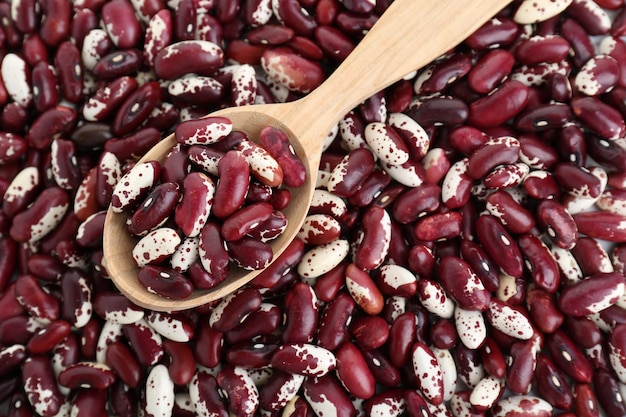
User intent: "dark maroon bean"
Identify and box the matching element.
[468,80,529,128]
[92,49,143,80]
[407,96,468,127]
[459,240,499,292]
[39,0,70,47]
[128,182,181,236]
[282,282,318,344]
[475,214,523,278]
[561,18,595,68]
[26,105,78,149]
[534,353,573,410]
[594,368,626,417]
[536,199,578,249]
[547,329,594,383]
[112,81,161,136]
[138,265,195,299]
[105,341,142,388]
[465,17,519,49]
[31,62,59,112]
[55,41,83,103]
[316,291,356,351]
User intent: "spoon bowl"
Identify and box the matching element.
[104,0,511,311]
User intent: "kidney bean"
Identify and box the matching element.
[594,368,626,417]
[408,95,468,127]
[208,287,261,332]
[455,305,487,350]
[22,355,65,417]
[353,205,391,271]
[271,343,336,377]
[334,342,375,399]
[465,17,519,49]
[280,282,317,344]
[475,214,523,278]
[301,374,357,417]
[122,318,164,366]
[345,262,384,315]
[105,341,142,388]
[313,291,354,351]
[468,80,529,128]
[525,287,563,338]
[112,81,161,136]
[188,370,228,417]
[546,329,594,383]
[558,271,625,317]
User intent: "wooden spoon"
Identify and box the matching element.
[103,0,511,311]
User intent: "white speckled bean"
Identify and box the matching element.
[297,239,350,279]
[132,227,181,267]
[145,364,175,417]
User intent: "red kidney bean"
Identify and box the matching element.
[414,211,462,242]
[416,52,472,95]
[387,311,417,368]
[485,190,535,235]
[105,341,142,388]
[281,282,318,344]
[31,62,59,112]
[225,303,281,345]
[155,40,224,80]
[465,17,519,49]
[211,150,250,218]
[475,214,524,278]
[345,262,384,315]
[55,41,83,103]
[315,291,355,350]
[15,274,60,323]
[26,105,78,150]
[334,342,375,399]
[526,285,563,334]
[467,136,521,179]
[39,0,70,47]
[137,265,195,299]
[112,81,161,136]
[547,329,594,383]
[354,205,391,271]
[594,368,626,416]
[225,342,278,368]
[534,353,572,410]
[468,80,529,128]
[209,288,262,332]
[193,320,223,369]
[92,49,144,81]
[57,362,116,390]
[407,95,468,127]
[574,211,626,242]
[227,237,273,270]
[572,383,599,417]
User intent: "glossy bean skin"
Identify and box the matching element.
[475,214,524,278]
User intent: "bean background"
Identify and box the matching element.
[1,0,626,416]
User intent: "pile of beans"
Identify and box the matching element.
[111,116,305,299]
[5,0,626,415]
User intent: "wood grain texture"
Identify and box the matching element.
[103,0,511,311]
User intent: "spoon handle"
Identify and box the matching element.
[292,0,510,154]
